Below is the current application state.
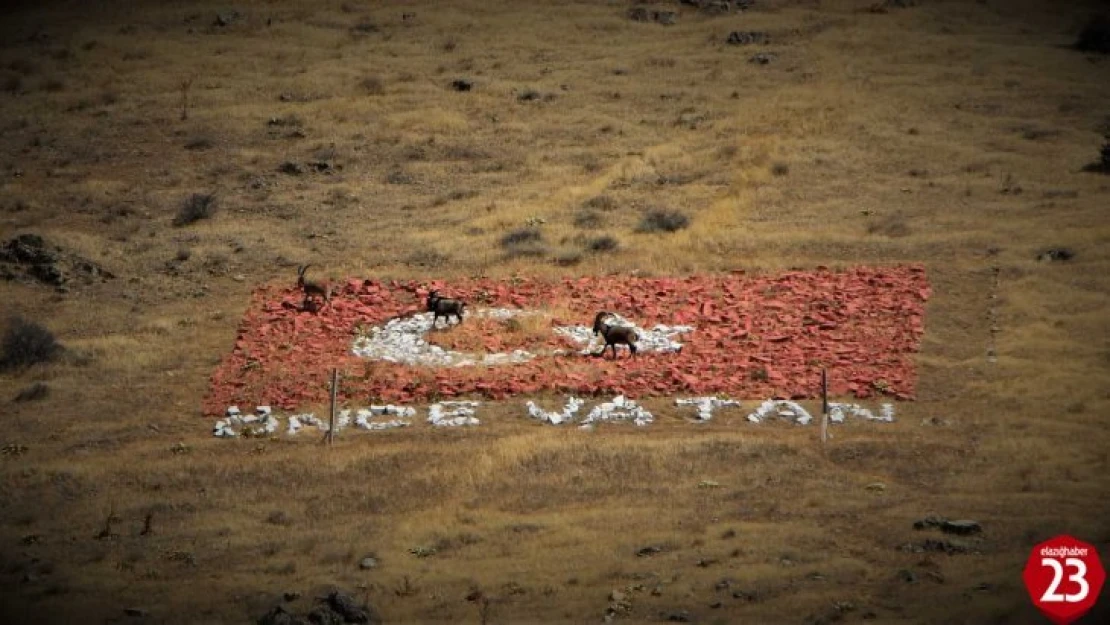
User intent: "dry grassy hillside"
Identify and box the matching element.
[1,0,1109,623]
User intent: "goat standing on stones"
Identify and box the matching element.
[297,264,332,311]
[593,311,639,359]
[426,289,466,327]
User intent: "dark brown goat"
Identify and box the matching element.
[426,289,466,327]
[297,264,332,310]
[592,311,638,359]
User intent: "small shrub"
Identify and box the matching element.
[583,195,617,211]
[500,227,543,247]
[8,59,38,75]
[40,78,65,92]
[587,235,620,253]
[1075,15,1110,54]
[2,73,22,94]
[637,209,690,233]
[266,510,293,526]
[351,20,378,35]
[173,193,217,226]
[184,137,213,151]
[360,75,384,95]
[1,317,61,371]
[1082,140,1110,173]
[405,249,449,268]
[771,162,790,176]
[553,250,583,266]
[13,382,50,402]
[574,211,603,229]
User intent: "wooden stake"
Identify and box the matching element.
[327,368,339,446]
[820,368,829,447]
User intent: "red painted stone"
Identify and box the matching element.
[201,265,931,415]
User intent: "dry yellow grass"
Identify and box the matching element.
[1,0,1109,623]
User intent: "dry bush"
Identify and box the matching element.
[173,193,217,226]
[583,195,617,211]
[586,235,620,253]
[13,382,50,402]
[574,211,603,229]
[359,75,385,95]
[1082,139,1110,173]
[1075,15,1110,53]
[1,316,62,371]
[1,73,22,93]
[637,209,690,233]
[867,213,911,238]
[500,227,547,258]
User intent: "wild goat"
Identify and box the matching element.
[592,311,639,359]
[297,264,332,310]
[426,289,466,327]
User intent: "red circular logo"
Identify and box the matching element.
[1023,535,1105,625]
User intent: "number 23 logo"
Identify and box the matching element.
[1041,558,1090,603]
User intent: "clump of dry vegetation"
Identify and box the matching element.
[1,316,61,371]
[173,193,217,226]
[637,209,690,233]
[1074,14,1110,53]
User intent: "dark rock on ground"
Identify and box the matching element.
[259,606,310,625]
[726,31,768,45]
[628,7,677,25]
[940,520,982,536]
[1036,248,1075,262]
[450,79,473,92]
[325,591,380,624]
[214,11,242,27]
[1075,15,1110,53]
[0,233,114,288]
[900,538,972,555]
[636,545,664,557]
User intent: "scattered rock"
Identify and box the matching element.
[517,89,544,102]
[749,52,776,64]
[676,109,707,129]
[214,11,242,27]
[900,538,972,555]
[628,7,678,25]
[726,31,768,45]
[865,482,886,492]
[258,606,309,625]
[359,556,378,570]
[278,161,305,175]
[666,610,692,622]
[869,0,917,12]
[1037,247,1075,262]
[0,233,114,288]
[940,520,982,536]
[637,545,664,557]
[123,608,148,617]
[306,606,345,625]
[325,590,379,624]
[450,79,473,92]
